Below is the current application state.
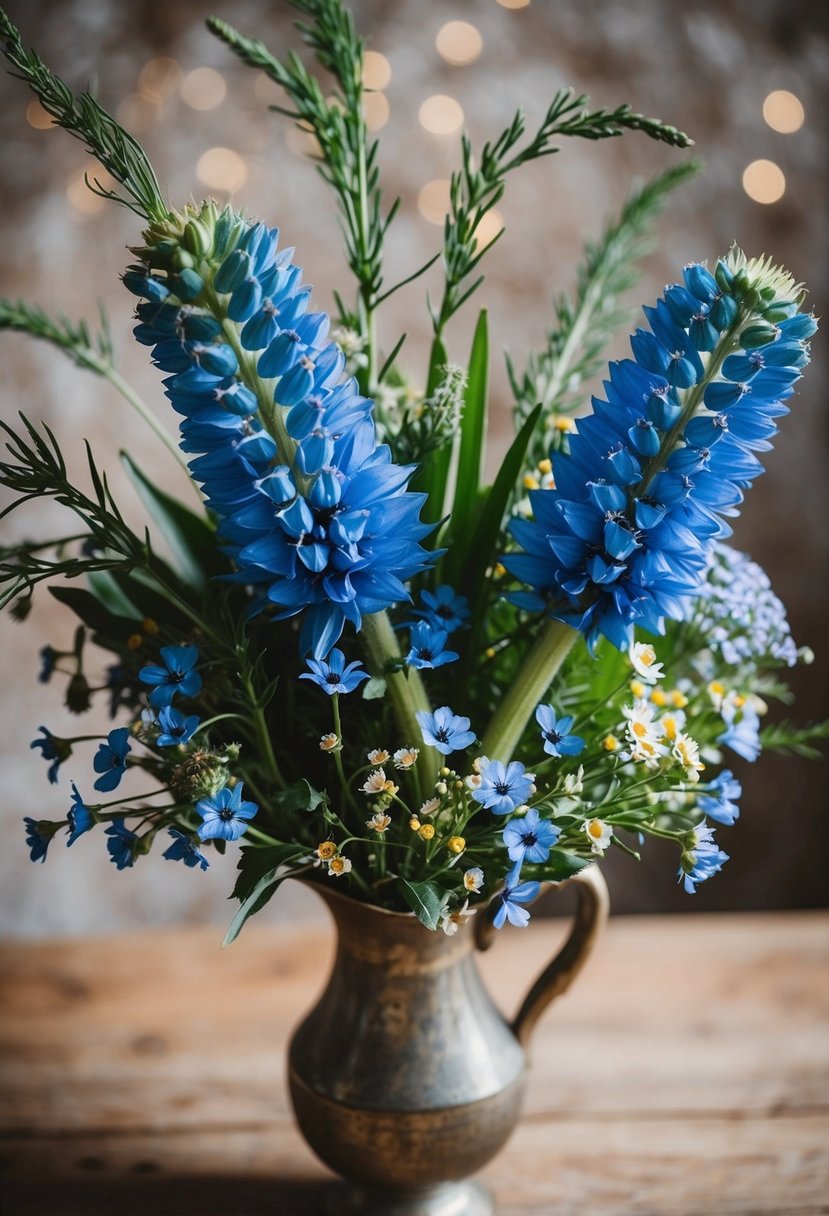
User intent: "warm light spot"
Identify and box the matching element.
[196,147,248,193]
[418,94,464,135]
[364,91,390,131]
[66,170,106,215]
[436,21,483,66]
[474,207,504,249]
[137,57,182,103]
[497,0,531,8]
[181,67,227,111]
[26,100,54,129]
[363,50,392,90]
[762,90,805,134]
[417,178,451,224]
[742,159,786,205]
[285,123,322,158]
[116,93,159,134]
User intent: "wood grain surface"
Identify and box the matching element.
[1,911,827,1215]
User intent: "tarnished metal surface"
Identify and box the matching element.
[288,871,608,1213]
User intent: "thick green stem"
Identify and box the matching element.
[481,618,579,761]
[360,610,438,785]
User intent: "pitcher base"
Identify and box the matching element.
[327,1179,494,1216]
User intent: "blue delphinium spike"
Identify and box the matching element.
[505,249,816,652]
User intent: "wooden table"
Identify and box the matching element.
[1,912,827,1215]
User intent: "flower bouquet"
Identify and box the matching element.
[1,1,824,942]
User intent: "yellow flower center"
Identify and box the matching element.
[447,836,466,854]
[587,820,604,839]
[317,841,337,860]
[418,824,435,841]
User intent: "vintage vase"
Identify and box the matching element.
[288,866,609,1215]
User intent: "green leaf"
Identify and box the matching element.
[272,779,326,815]
[398,878,446,931]
[49,585,136,641]
[410,336,451,523]
[87,570,140,617]
[231,842,308,902]
[223,868,299,946]
[362,675,387,700]
[543,849,591,883]
[121,453,219,591]
[444,310,489,585]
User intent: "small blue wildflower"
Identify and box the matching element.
[503,809,560,867]
[92,727,132,793]
[156,706,201,747]
[697,769,741,826]
[163,828,210,871]
[30,727,72,784]
[690,544,798,667]
[535,705,585,758]
[404,621,459,670]
[416,706,476,756]
[105,820,138,870]
[717,701,762,762]
[24,817,56,863]
[492,866,541,929]
[413,585,470,634]
[679,823,729,893]
[300,648,370,695]
[67,784,95,846]
[139,645,202,707]
[472,759,535,816]
[196,783,258,842]
[38,645,59,684]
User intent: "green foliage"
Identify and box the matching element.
[758,719,829,760]
[0,298,113,373]
[398,878,446,930]
[447,310,489,568]
[0,9,168,221]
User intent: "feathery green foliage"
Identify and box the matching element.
[758,719,829,760]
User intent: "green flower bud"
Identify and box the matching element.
[169,750,228,802]
[183,218,212,258]
[740,324,779,349]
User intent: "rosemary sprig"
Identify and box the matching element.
[0,8,169,222]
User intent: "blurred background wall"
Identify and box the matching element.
[0,0,826,936]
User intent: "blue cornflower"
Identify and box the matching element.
[679,823,729,893]
[717,701,762,762]
[163,828,210,871]
[30,727,72,784]
[412,585,470,634]
[300,648,370,695]
[92,727,132,793]
[697,769,741,826]
[416,706,476,755]
[24,817,56,863]
[38,645,59,683]
[503,809,560,866]
[105,820,138,870]
[67,784,94,846]
[139,645,202,707]
[535,705,585,758]
[196,783,258,842]
[472,759,535,816]
[492,866,542,929]
[405,621,459,670]
[156,706,201,747]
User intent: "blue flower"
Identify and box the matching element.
[503,809,560,866]
[717,701,762,762]
[38,645,59,684]
[697,769,741,826]
[30,727,72,784]
[105,820,138,870]
[163,828,210,870]
[472,759,535,816]
[139,645,202,707]
[92,727,132,792]
[412,585,470,634]
[535,705,585,758]
[679,823,729,893]
[416,706,476,755]
[24,817,55,863]
[196,783,258,842]
[492,866,541,929]
[404,621,459,670]
[505,253,816,652]
[300,648,370,695]
[156,706,201,747]
[67,784,94,846]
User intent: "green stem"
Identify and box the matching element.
[481,618,579,761]
[100,365,200,499]
[241,671,285,790]
[360,611,438,784]
[331,694,360,816]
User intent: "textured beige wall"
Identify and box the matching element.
[1,0,826,936]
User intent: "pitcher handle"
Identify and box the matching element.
[474,864,609,1047]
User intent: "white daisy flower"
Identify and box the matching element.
[583,818,613,854]
[629,641,666,684]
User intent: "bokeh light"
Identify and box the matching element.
[196,147,248,193]
[435,21,483,66]
[137,57,182,103]
[742,159,786,204]
[66,170,106,216]
[285,123,322,158]
[25,100,54,129]
[363,51,392,90]
[474,208,504,249]
[417,179,451,224]
[762,90,805,134]
[364,92,390,131]
[181,67,227,111]
[418,94,464,135]
[116,93,158,134]
[497,0,531,8]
